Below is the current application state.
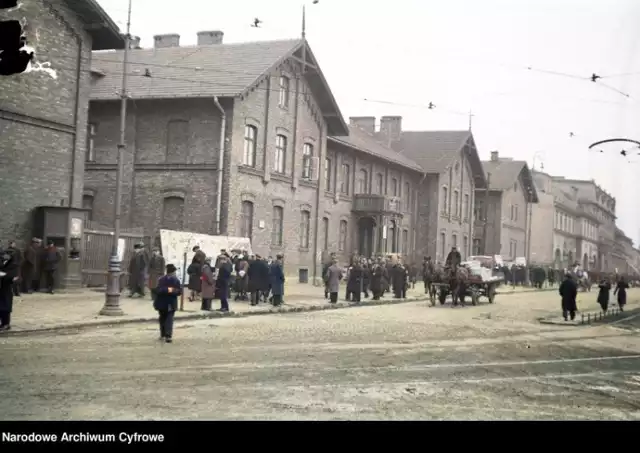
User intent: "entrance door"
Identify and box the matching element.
[358,217,374,258]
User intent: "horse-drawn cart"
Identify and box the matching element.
[428,262,503,307]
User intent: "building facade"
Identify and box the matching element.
[0,0,122,243]
[473,151,538,261]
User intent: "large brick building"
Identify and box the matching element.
[473,151,538,260]
[0,0,122,243]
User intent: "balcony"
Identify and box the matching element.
[353,194,403,216]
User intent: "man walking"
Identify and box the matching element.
[559,272,578,321]
[153,264,181,343]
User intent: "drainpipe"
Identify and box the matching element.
[69,38,82,208]
[312,123,326,286]
[213,97,226,235]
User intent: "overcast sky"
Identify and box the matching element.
[98,0,640,244]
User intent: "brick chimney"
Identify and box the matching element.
[380,116,402,142]
[490,151,499,161]
[197,30,224,45]
[129,35,141,49]
[349,116,375,135]
[154,33,180,48]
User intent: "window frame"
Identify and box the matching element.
[274,134,287,174]
[301,143,313,179]
[300,210,311,249]
[271,206,284,246]
[340,163,351,195]
[86,123,97,162]
[278,75,290,109]
[243,125,257,167]
[338,220,348,251]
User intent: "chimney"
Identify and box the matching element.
[153,33,180,48]
[349,116,375,135]
[490,151,499,161]
[197,30,224,45]
[380,116,402,142]
[129,35,141,49]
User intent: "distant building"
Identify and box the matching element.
[0,0,123,243]
[473,151,538,261]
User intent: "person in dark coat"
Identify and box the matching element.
[127,243,147,298]
[153,264,181,343]
[422,256,434,294]
[269,254,285,307]
[148,247,166,301]
[346,262,363,303]
[362,259,371,299]
[392,262,408,299]
[248,254,269,305]
[187,246,205,302]
[21,238,40,294]
[370,261,385,300]
[7,241,21,297]
[234,254,249,301]
[325,258,343,304]
[445,247,461,270]
[215,255,233,312]
[200,257,216,311]
[614,276,629,311]
[0,248,20,331]
[42,241,61,294]
[597,278,611,312]
[559,273,578,321]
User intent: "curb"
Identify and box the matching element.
[4,287,551,337]
[539,308,636,327]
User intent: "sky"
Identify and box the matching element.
[98,0,640,244]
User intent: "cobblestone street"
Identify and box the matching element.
[0,289,638,420]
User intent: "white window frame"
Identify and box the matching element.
[274,135,287,174]
[279,76,290,109]
[243,125,257,167]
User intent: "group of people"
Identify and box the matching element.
[0,238,63,332]
[558,272,630,321]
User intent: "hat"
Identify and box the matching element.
[192,246,200,252]
[166,264,177,273]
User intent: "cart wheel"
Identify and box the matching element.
[471,291,478,306]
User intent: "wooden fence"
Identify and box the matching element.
[82,220,145,287]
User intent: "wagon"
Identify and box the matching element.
[464,275,501,305]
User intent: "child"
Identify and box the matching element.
[153,264,182,343]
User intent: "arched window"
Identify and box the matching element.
[240,201,254,240]
[338,220,348,251]
[243,125,257,167]
[302,143,313,179]
[388,220,396,253]
[272,206,284,246]
[300,210,311,248]
[441,187,448,214]
[82,195,94,221]
[357,169,368,194]
[162,196,185,230]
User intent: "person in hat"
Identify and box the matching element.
[0,247,20,331]
[200,257,216,311]
[128,242,148,298]
[148,247,166,301]
[559,272,578,321]
[153,263,182,343]
[269,254,285,306]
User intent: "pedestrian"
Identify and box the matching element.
[614,276,629,311]
[0,247,20,331]
[148,247,166,301]
[187,246,204,302]
[392,261,408,299]
[216,255,232,312]
[200,257,215,311]
[346,260,363,303]
[153,264,181,343]
[21,238,40,294]
[7,241,21,297]
[597,278,611,312]
[42,241,61,294]
[269,254,285,307]
[325,257,343,304]
[127,242,147,298]
[559,273,578,321]
[370,261,384,300]
[361,258,371,299]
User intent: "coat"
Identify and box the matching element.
[127,251,147,290]
[269,261,285,296]
[559,278,578,312]
[215,262,233,298]
[391,265,408,292]
[235,259,249,292]
[153,274,182,312]
[597,282,611,305]
[325,264,343,293]
[200,263,216,299]
[347,265,363,293]
[248,259,269,292]
[42,247,61,272]
[148,254,166,290]
[370,265,384,293]
[0,256,19,313]
[615,281,629,305]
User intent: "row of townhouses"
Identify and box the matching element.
[1,1,638,281]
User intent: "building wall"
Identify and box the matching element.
[529,172,555,265]
[415,174,439,261]
[0,0,92,244]
[498,174,529,259]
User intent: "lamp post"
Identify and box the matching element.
[100,0,132,316]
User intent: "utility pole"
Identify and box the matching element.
[100,0,132,316]
[482,172,491,255]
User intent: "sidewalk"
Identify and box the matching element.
[5,282,552,335]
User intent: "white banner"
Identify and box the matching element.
[159,229,252,284]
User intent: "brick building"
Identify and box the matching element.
[473,151,538,261]
[0,0,122,243]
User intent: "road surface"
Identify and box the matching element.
[1,290,638,420]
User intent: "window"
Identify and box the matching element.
[339,220,348,251]
[452,233,458,248]
[243,125,257,167]
[161,196,185,231]
[391,178,398,196]
[387,221,396,253]
[404,182,411,210]
[440,232,446,259]
[454,190,460,217]
[274,135,287,174]
[240,201,254,240]
[402,230,409,254]
[271,206,283,246]
[474,199,484,221]
[511,204,519,222]
[324,157,332,191]
[375,173,384,194]
[300,210,311,248]
[82,195,94,221]
[509,239,517,259]
[441,187,448,214]
[279,75,290,108]
[473,238,481,255]
[463,236,468,259]
[86,123,96,162]
[322,217,329,251]
[301,143,313,179]
[463,194,470,220]
[357,169,368,194]
[340,163,351,195]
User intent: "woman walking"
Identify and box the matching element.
[153,264,182,343]
[200,257,215,311]
[597,278,611,312]
[614,276,629,311]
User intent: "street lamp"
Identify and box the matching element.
[100,0,132,316]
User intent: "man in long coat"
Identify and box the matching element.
[559,273,578,321]
[392,261,408,299]
[325,258,343,304]
[346,261,363,303]
[21,238,41,294]
[370,261,385,301]
[42,241,61,294]
[269,254,285,306]
[148,247,166,301]
[248,254,270,305]
[128,243,148,298]
[7,241,21,297]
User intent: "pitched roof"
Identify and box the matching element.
[328,126,424,173]
[482,158,538,202]
[90,39,348,135]
[63,0,124,50]
[379,130,487,187]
